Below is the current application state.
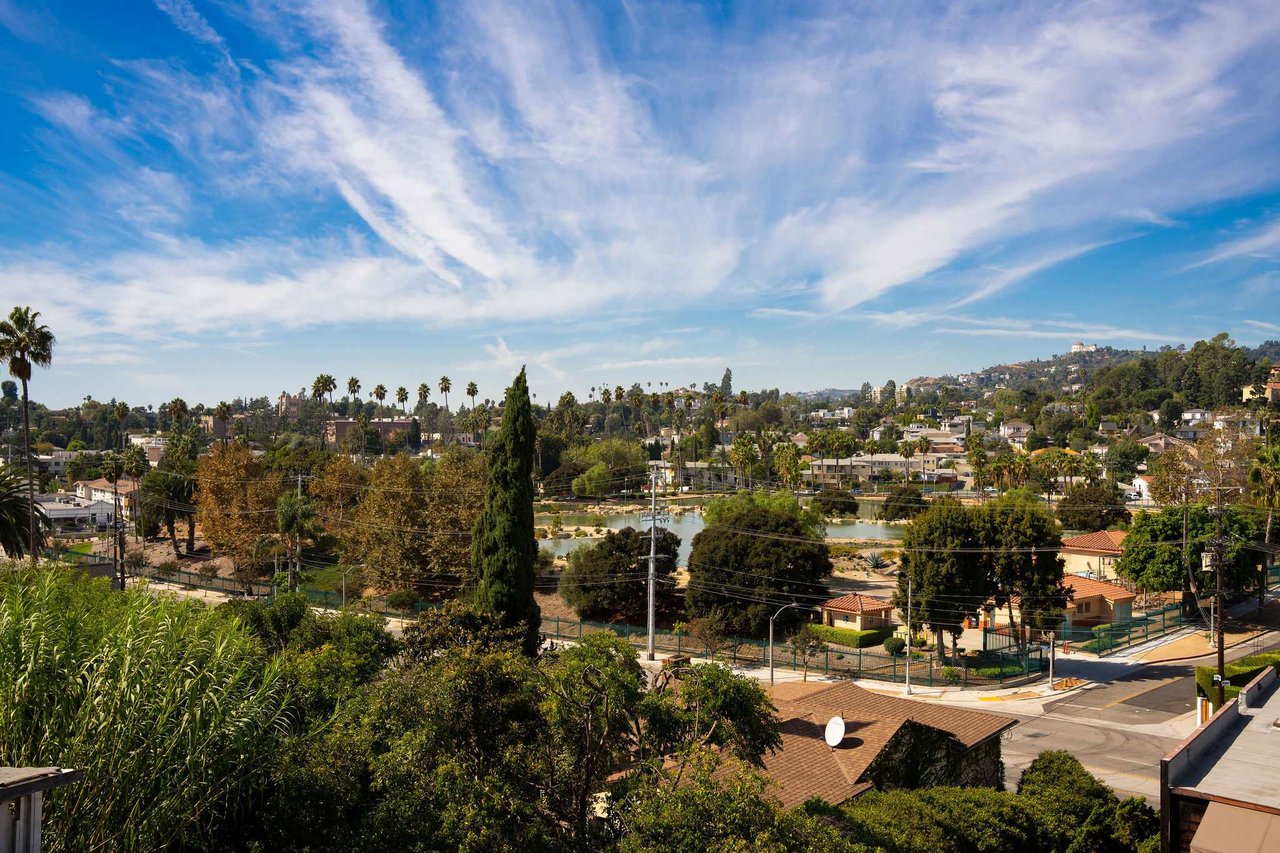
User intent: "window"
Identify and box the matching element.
[1077,601,1092,615]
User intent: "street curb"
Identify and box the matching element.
[1127,628,1280,666]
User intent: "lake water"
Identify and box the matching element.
[538,510,906,566]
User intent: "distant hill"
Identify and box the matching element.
[794,388,858,400]
[1250,340,1280,362]
[794,338,1275,401]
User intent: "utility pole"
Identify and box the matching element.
[1213,486,1227,711]
[905,573,913,696]
[294,472,303,592]
[642,468,669,662]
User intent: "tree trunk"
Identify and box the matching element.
[1007,597,1021,654]
[1264,505,1275,610]
[186,516,195,554]
[21,379,35,565]
[1181,501,1196,618]
[167,515,179,558]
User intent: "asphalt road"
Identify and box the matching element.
[1002,635,1280,802]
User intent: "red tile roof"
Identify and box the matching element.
[1065,575,1136,603]
[820,593,895,614]
[1061,529,1127,554]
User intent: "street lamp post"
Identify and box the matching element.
[769,602,805,686]
[341,565,359,608]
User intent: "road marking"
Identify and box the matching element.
[1103,679,1184,709]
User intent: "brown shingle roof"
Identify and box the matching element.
[820,593,895,615]
[747,714,885,807]
[1061,529,1127,554]
[772,681,1016,749]
[748,681,1016,807]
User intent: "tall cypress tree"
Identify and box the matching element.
[472,367,542,654]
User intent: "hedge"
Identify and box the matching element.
[975,664,1027,679]
[811,624,893,649]
[1195,652,1280,705]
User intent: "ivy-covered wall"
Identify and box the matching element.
[862,720,1004,791]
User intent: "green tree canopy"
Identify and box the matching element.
[559,525,681,621]
[686,504,832,637]
[472,368,541,655]
[880,484,927,521]
[703,489,825,538]
[1116,505,1262,593]
[1056,482,1131,532]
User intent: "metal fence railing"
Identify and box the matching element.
[541,616,1045,687]
[982,602,1188,656]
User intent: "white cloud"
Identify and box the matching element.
[7,0,1280,360]
[595,355,725,371]
[936,319,1184,343]
[1187,218,1280,268]
[153,0,238,78]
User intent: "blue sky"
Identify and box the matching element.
[1,0,1279,408]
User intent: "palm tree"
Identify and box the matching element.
[102,451,125,589]
[466,381,478,413]
[0,466,45,558]
[347,376,361,406]
[167,397,189,428]
[898,441,915,483]
[311,375,327,403]
[114,401,130,450]
[967,445,989,500]
[438,376,452,412]
[214,401,232,446]
[396,386,408,414]
[0,306,54,562]
[915,437,931,481]
[276,493,316,592]
[373,384,387,414]
[121,444,148,541]
[1082,451,1103,486]
[417,383,431,412]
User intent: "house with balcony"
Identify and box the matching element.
[1060,530,1127,581]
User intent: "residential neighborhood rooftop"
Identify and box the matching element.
[1061,530,1129,554]
[1064,575,1136,603]
[820,593,895,614]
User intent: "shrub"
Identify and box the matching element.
[811,491,859,517]
[865,552,889,570]
[879,485,926,521]
[156,559,179,577]
[828,543,860,559]
[811,624,892,648]
[385,589,419,612]
[1195,652,1280,705]
[940,666,960,683]
[0,568,292,851]
[884,636,906,655]
[975,664,1027,679]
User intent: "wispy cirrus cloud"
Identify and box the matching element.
[936,318,1184,344]
[1186,218,1280,268]
[2,0,1279,403]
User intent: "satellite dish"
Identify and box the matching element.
[824,715,845,748]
